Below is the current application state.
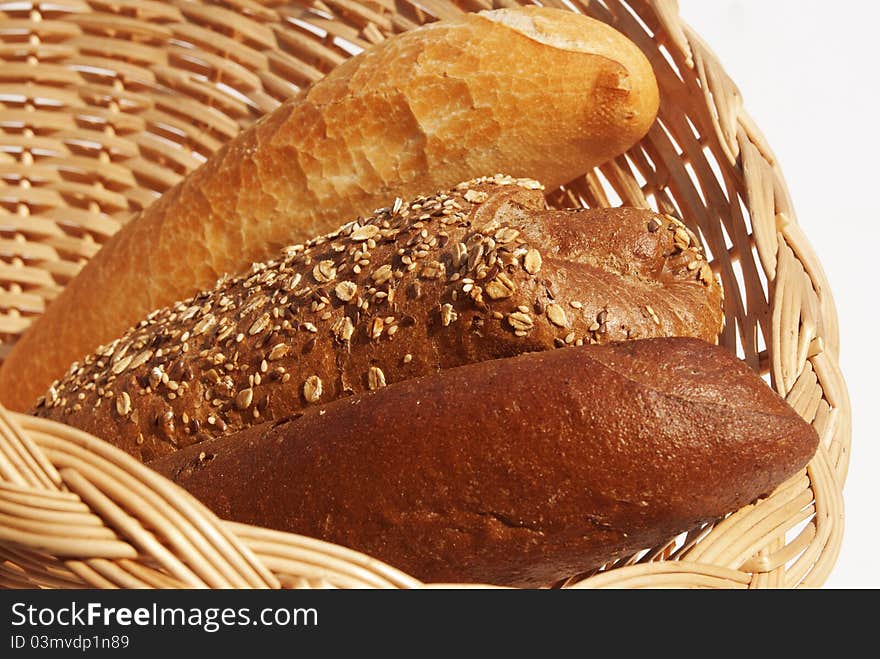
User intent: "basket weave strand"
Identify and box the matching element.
[0,0,850,588]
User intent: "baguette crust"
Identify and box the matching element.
[32,177,722,461]
[2,6,659,411]
[150,338,819,587]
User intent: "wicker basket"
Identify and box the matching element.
[0,0,849,589]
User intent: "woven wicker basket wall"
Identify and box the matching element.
[0,0,850,589]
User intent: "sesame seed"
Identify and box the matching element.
[403,354,413,364]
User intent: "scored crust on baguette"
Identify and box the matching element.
[32,176,723,461]
[150,338,819,588]
[1,6,660,411]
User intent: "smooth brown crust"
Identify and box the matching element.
[32,177,723,461]
[150,338,819,588]
[0,6,660,411]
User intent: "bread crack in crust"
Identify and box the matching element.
[34,175,722,461]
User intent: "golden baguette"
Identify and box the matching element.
[1,7,659,410]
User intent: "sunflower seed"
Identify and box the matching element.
[335,281,358,302]
[351,225,380,241]
[494,228,520,244]
[111,354,133,375]
[371,264,393,285]
[332,317,354,342]
[420,261,445,279]
[248,313,270,336]
[485,272,516,300]
[440,303,458,327]
[464,189,489,204]
[235,387,253,410]
[313,260,337,283]
[523,249,542,275]
[303,375,322,403]
[115,391,131,417]
[546,304,568,327]
[192,314,217,336]
[128,350,153,371]
[367,366,386,390]
[507,311,534,332]
[699,263,714,286]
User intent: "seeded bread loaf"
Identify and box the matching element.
[2,6,661,411]
[150,338,819,587]
[32,176,722,461]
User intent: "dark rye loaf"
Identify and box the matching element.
[33,176,723,461]
[150,338,819,588]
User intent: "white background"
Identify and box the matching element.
[679,0,879,588]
